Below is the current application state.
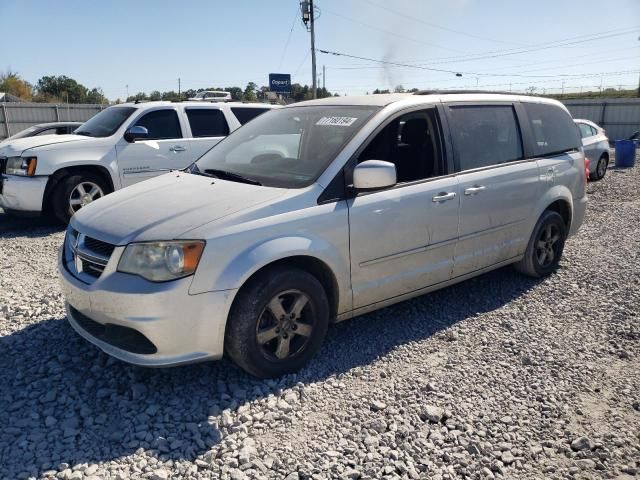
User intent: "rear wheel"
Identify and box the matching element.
[225,266,329,378]
[590,154,608,181]
[51,172,109,224]
[514,210,567,278]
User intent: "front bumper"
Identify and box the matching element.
[58,246,237,367]
[0,175,48,213]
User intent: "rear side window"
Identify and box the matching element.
[578,122,597,138]
[134,109,182,140]
[186,109,230,137]
[448,105,523,171]
[231,107,270,125]
[523,103,581,156]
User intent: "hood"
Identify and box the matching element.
[71,172,288,245]
[0,134,92,157]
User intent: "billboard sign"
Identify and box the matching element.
[269,73,291,94]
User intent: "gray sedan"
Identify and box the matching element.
[0,122,82,147]
[575,119,610,181]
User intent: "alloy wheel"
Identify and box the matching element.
[68,181,104,215]
[256,289,315,360]
[535,223,561,268]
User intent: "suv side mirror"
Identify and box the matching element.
[124,126,149,143]
[353,160,397,191]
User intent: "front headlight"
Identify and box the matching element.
[6,156,37,176]
[117,241,205,282]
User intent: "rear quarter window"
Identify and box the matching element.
[231,107,270,125]
[524,103,581,156]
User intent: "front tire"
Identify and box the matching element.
[514,210,567,278]
[225,266,329,378]
[51,172,109,224]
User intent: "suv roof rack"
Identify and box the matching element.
[413,89,519,96]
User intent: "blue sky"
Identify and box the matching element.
[2,0,639,100]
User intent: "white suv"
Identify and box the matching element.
[0,101,276,223]
[59,92,588,378]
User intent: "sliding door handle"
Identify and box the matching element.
[464,185,486,195]
[432,192,456,202]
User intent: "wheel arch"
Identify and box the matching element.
[42,165,116,212]
[229,254,341,323]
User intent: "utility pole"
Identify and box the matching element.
[300,0,317,99]
[323,64,326,92]
[178,78,181,99]
[126,84,129,100]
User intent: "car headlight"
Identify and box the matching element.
[117,241,205,282]
[6,156,37,176]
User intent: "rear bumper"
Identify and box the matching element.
[570,195,587,237]
[59,246,237,367]
[0,175,47,212]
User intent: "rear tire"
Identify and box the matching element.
[51,172,109,224]
[514,210,566,278]
[590,154,608,181]
[225,266,329,378]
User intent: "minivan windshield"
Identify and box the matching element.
[74,106,137,138]
[193,105,379,188]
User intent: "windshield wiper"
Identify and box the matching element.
[74,131,92,137]
[204,169,262,186]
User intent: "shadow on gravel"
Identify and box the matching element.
[0,210,63,238]
[0,265,543,477]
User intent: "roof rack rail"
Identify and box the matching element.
[413,89,519,96]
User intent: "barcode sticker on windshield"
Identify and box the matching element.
[316,116,358,127]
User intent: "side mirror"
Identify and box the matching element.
[124,125,149,143]
[353,160,397,191]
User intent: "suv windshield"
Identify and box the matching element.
[74,106,136,138]
[193,105,379,188]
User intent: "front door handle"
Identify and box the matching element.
[169,145,186,152]
[464,185,486,195]
[432,192,456,202]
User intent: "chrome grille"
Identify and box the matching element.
[65,228,115,283]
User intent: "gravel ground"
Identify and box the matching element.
[1,160,639,480]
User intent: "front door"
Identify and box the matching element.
[348,108,460,309]
[116,108,192,187]
[445,103,539,277]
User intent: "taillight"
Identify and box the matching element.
[584,157,590,182]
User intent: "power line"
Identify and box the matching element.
[278,5,300,71]
[357,0,528,47]
[328,26,640,70]
[322,8,462,53]
[292,50,311,78]
[318,48,640,79]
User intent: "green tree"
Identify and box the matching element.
[126,92,148,102]
[34,75,107,103]
[0,71,33,101]
[148,90,162,101]
[243,82,258,102]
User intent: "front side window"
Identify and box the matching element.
[134,109,182,140]
[357,108,444,183]
[523,103,581,157]
[194,106,378,188]
[231,107,270,125]
[186,109,229,137]
[74,107,136,138]
[448,105,523,171]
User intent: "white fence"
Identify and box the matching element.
[0,102,106,140]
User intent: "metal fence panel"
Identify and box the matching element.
[0,103,105,140]
[564,98,640,141]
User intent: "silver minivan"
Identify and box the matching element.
[59,92,588,378]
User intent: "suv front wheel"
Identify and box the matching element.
[51,172,109,224]
[515,210,567,278]
[225,266,330,378]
